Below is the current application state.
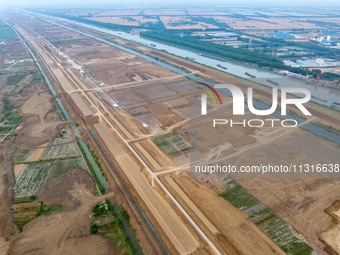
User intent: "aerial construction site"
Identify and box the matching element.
[0,8,340,255]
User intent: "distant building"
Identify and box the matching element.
[310,35,335,46]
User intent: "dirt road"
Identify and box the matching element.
[9,169,114,255]
[94,123,200,254]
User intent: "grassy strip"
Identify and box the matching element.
[0,98,22,133]
[36,202,63,216]
[0,21,16,39]
[7,74,27,85]
[15,155,80,164]
[313,122,340,136]
[12,195,37,203]
[288,110,306,121]
[12,201,62,229]
[54,99,67,120]
[77,141,106,194]
[91,200,137,255]
[50,38,87,46]
[79,50,99,55]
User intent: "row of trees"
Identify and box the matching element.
[141,31,328,77]
[39,11,165,31]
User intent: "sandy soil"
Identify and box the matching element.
[14,90,61,148]
[0,145,16,255]
[132,139,173,172]
[93,123,200,254]
[12,14,340,255]
[147,103,183,127]
[69,94,94,116]
[173,174,285,255]
[9,169,114,255]
[221,131,340,254]
[143,50,340,130]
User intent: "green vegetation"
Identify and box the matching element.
[90,223,99,234]
[259,217,313,255]
[220,180,313,255]
[79,50,99,55]
[119,206,130,224]
[141,31,338,79]
[0,98,22,133]
[30,73,43,85]
[12,201,62,229]
[219,181,259,210]
[7,74,27,85]
[50,38,86,46]
[313,122,340,135]
[54,100,67,120]
[249,207,273,224]
[91,200,137,255]
[14,158,85,198]
[12,201,41,228]
[12,195,37,203]
[0,21,15,40]
[153,131,191,155]
[77,142,107,194]
[36,202,63,216]
[257,35,340,58]
[39,11,165,31]
[16,155,80,164]
[287,110,306,121]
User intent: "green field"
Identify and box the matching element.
[259,217,313,255]
[79,50,99,55]
[220,180,313,255]
[219,181,259,210]
[153,131,191,155]
[7,74,27,85]
[12,200,62,229]
[50,38,86,46]
[14,157,86,198]
[0,21,15,40]
[91,201,136,255]
[0,98,22,133]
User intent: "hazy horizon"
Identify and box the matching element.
[1,0,340,8]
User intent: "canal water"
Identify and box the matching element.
[45,19,340,144]
[45,15,340,107]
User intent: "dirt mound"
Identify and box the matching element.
[9,226,115,255]
[62,236,114,255]
[0,144,17,240]
[14,91,61,148]
[9,169,114,255]
[37,169,96,210]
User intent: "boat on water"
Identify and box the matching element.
[266,79,279,86]
[245,72,256,78]
[331,103,340,110]
[217,64,228,70]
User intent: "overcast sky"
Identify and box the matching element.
[0,0,339,8]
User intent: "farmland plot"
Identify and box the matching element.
[40,137,80,160]
[14,158,86,198]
